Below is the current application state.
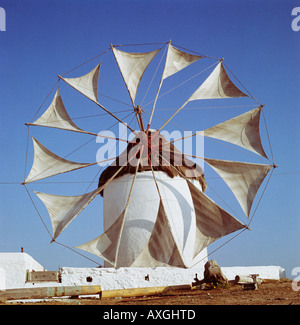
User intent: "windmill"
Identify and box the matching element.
[23,41,276,269]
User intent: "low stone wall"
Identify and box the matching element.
[60,264,286,290]
[0,253,286,290]
[61,265,205,290]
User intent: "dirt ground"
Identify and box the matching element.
[2,279,299,306]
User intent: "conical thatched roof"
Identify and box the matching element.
[98,131,206,196]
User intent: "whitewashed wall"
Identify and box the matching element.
[0,252,286,290]
[0,253,44,289]
[60,264,286,290]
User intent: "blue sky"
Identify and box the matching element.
[0,0,299,277]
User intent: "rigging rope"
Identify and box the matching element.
[61,47,111,77]
[113,42,169,48]
[23,184,53,240]
[172,42,221,61]
[247,167,274,227]
[0,170,293,185]
[146,44,169,127]
[143,104,258,111]
[142,61,219,109]
[83,111,137,194]
[223,62,261,106]
[189,227,248,269]
[141,45,167,107]
[261,107,275,164]
[30,80,60,124]
[23,126,30,183]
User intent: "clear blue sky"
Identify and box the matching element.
[0,0,299,278]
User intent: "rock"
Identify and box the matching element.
[192,259,228,288]
[203,260,228,285]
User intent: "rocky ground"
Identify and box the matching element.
[2,279,299,306]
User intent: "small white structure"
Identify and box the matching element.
[0,252,44,289]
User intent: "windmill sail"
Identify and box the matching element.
[111,46,160,105]
[148,43,202,127]
[188,61,248,100]
[32,89,84,133]
[162,44,203,80]
[157,61,248,131]
[34,188,100,241]
[76,209,127,266]
[187,181,246,258]
[33,164,125,242]
[31,88,106,137]
[132,200,186,268]
[60,63,100,102]
[204,158,272,217]
[25,137,92,183]
[202,106,268,158]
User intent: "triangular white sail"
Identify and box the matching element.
[32,89,84,133]
[76,209,126,267]
[204,158,272,217]
[25,137,92,183]
[148,44,203,127]
[202,106,268,158]
[35,166,125,241]
[111,46,160,105]
[162,44,203,80]
[187,181,246,258]
[34,188,100,240]
[61,63,100,102]
[188,61,248,100]
[132,200,186,268]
